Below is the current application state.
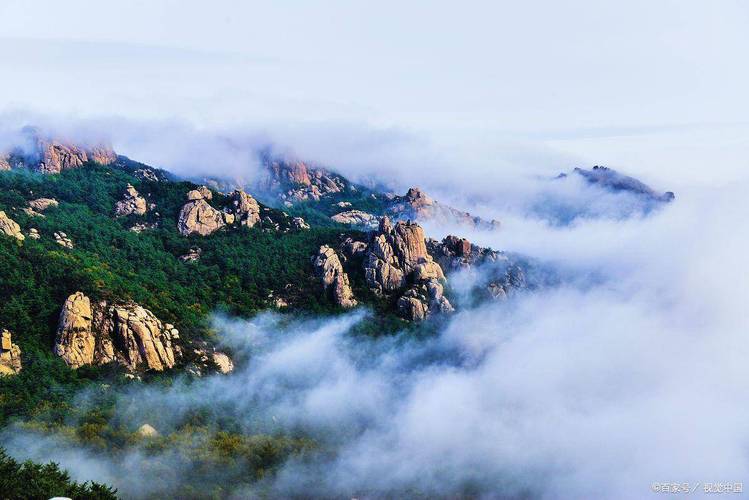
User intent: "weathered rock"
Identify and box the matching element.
[54,292,95,368]
[427,235,527,300]
[4,128,116,174]
[387,187,499,230]
[230,190,260,227]
[212,352,234,374]
[331,210,378,228]
[177,187,225,236]
[54,231,73,248]
[137,424,159,437]
[312,246,357,308]
[260,159,346,202]
[179,246,202,262]
[0,330,22,375]
[0,156,10,171]
[129,222,158,233]
[363,217,452,320]
[28,198,58,212]
[114,184,147,217]
[291,217,310,230]
[54,292,180,372]
[27,228,40,239]
[0,211,24,241]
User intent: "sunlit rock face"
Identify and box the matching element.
[259,158,347,203]
[114,184,148,217]
[313,245,357,309]
[363,217,452,321]
[0,330,22,375]
[177,186,225,236]
[0,211,24,241]
[54,292,180,372]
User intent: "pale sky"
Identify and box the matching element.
[0,0,747,187]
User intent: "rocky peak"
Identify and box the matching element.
[387,187,499,230]
[0,211,24,241]
[0,329,22,375]
[3,127,116,174]
[312,245,357,309]
[363,217,452,321]
[331,210,378,228]
[114,184,148,217]
[261,159,346,203]
[54,292,180,372]
[178,186,225,236]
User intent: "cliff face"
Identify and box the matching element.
[260,159,347,203]
[312,246,357,309]
[3,128,116,174]
[54,292,180,372]
[0,211,24,241]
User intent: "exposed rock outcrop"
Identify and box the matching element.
[3,128,116,174]
[230,189,261,227]
[0,211,24,241]
[363,217,452,321]
[179,246,202,262]
[313,245,357,309]
[54,231,73,248]
[260,159,347,202]
[0,156,10,171]
[331,210,379,228]
[0,330,22,375]
[114,184,147,217]
[291,217,310,230]
[137,424,159,437]
[28,198,59,212]
[387,187,499,230]
[177,186,226,236]
[212,352,234,374]
[27,228,40,239]
[54,292,180,372]
[427,235,527,300]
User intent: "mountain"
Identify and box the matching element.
[0,128,675,497]
[570,165,675,202]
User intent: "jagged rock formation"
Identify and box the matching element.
[363,217,452,321]
[571,166,675,202]
[54,292,180,371]
[331,210,379,228]
[261,159,347,202]
[230,189,261,227]
[0,211,24,241]
[0,330,22,375]
[177,186,226,236]
[291,217,310,230]
[28,198,58,212]
[313,246,357,308]
[114,184,147,217]
[0,156,10,171]
[54,231,73,248]
[2,127,116,174]
[387,187,499,230]
[427,235,527,300]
